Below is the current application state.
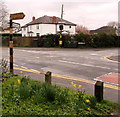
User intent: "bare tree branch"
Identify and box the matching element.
[0,0,9,29]
[107,21,117,28]
[75,25,90,34]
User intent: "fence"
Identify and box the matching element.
[2,36,43,47]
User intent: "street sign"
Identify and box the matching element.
[7,22,20,28]
[9,12,25,73]
[10,12,25,20]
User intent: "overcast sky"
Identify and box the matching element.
[6,0,119,30]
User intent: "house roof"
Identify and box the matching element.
[22,15,76,28]
[90,26,116,34]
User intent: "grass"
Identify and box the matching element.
[2,73,120,116]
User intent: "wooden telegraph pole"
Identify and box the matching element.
[9,12,25,73]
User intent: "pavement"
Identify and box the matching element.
[94,73,119,86]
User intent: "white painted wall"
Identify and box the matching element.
[22,27,27,37]
[22,23,76,37]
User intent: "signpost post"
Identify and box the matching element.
[9,12,25,73]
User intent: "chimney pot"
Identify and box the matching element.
[32,16,35,21]
[52,16,57,22]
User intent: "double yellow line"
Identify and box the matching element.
[14,67,119,90]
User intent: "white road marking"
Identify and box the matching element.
[91,53,98,55]
[21,66,28,69]
[59,60,118,70]
[14,64,18,66]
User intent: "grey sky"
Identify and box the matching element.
[6,0,118,30]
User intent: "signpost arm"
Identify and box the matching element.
[9,19,13,73]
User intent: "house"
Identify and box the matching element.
[21,15,76,37]
[90,26,116,34]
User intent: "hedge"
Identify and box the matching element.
[1,33,119,48]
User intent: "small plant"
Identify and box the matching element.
[41,83,56,102]
[1,58,9,74]
[1,58,9,82]
[71,82,95,115]
[55,87,69,104]
[19,77,31,100]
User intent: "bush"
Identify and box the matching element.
[42,34,59,47]
[90,33,119,48]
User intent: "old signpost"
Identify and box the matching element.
[9,12,25,73]
[10,12,25,20]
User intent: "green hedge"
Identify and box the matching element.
[74,33,119,48]
[1,33,119,48]
[42,33,119,48]
[41,34,59,47]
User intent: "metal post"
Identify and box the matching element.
[9,19,14,73]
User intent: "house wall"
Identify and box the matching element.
[40,24,56,36]
[22,27,27,37]
[22,23,76,37]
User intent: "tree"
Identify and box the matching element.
[75,25,90,34]
[107,21,117,28]
[0,0,8,30]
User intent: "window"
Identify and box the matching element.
[36,33,40,37]
[36,25,39,29]
[24,28,26,31]
[69,26,71,28]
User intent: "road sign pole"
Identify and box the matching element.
[9,12,25,73]
[9,19,14,73]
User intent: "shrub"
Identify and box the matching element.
[1,58,9,74]
[42,34,59,47]
[41,83,56,102]
[91,33,119,48]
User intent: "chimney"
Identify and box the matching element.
[52,16,57,23]
[32,16,35,21]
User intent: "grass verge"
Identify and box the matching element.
[2,73,120,116]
